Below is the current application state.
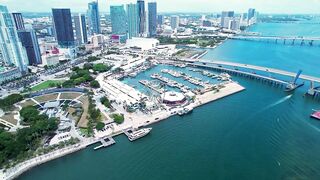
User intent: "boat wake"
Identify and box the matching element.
[305,121,320,133]
[254,94,293,116]
[262,95,292,111]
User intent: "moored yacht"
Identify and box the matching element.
[127,128,152,141]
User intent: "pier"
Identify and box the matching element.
[93,137,116,150]
[139,80,164,94]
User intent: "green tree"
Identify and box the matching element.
[74,77,86,85]
[96,122,105,131]
[90,80,100,88]
[111,114,124,124]
[0,94,24,111]
[62,80,75,88]
[93,63,110,72]
[20,106,39,123]
[101,97,111,108]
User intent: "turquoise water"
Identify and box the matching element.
[19,22,320,180]
[249,21,320,37]
[202,40,320,77]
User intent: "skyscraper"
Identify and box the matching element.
[229,19,240,31]
[148,2,157,37]
[74,14,88,45]
[137,0,146,36]
[110,5,127,35]
[18,30,42,65]
[12,13,25,30]
[88,1,101,35]
[0,5,28,72]
[126,3,139,39]
[221,11,234,28]
[170,15,179,30]
[248,8,256,21]
[52,8,75,47]
[157,15,164,26]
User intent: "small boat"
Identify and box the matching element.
[161,69,169,73]
[220,73,231,79]
[311,110,320,120]
[151,73,160,78]
[127,128,152,141]
[129,72,137,77]
[178,108,193,116]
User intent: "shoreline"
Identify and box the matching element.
[1,81,245,180]
[1,144,86,180]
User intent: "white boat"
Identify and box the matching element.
[178,108,193,116]
[129,72,137,77]
[127,128,152,141]
[161,69,169,73]
[220,73,231,79]
[151,73,160,78]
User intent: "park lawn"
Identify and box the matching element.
[33,93,59,103]
[31,80,65,92]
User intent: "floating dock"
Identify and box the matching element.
[93,137,116,150]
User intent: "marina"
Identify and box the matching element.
[6,14,320,180]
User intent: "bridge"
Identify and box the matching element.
[230,35,320,46]
[182,59,320,84]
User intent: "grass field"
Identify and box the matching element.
[31,80,65,92]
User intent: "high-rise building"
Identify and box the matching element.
[221,11,234,28]
[148,2,157,37]
[126,3,139,39]
[74,14,88,45]
[0,5,28,72]
[110,5,127,35]
[52,8,75,47]
[248,8,255,21]
[229,19,240,31]
[170,15,179,30]
[203,20,213,27]
[137,0,146,36]
[88,1,101,35]
[157,15,163,26]
[18,30,42,65]
[12,13,25,30]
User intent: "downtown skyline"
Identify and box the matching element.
[0,0,320,14]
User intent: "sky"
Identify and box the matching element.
[0,0,320,14]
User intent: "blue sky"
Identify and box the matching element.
[1,0,320,14]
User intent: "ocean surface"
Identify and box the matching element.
[19,21,320,180]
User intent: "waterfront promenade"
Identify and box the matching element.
[0,138,102,180]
